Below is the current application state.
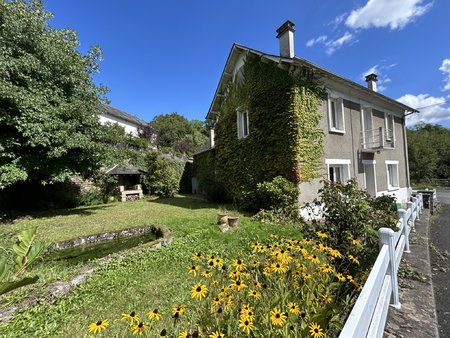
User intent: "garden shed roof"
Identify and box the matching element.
[105,162,145,175]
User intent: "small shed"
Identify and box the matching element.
[105,162,145,201]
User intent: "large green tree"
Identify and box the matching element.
[407,123,450,183]
[0,0,109,189]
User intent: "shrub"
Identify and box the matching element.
[142,152,179,197]
[305,179,398,273]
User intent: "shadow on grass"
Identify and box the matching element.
[1,203,114,224]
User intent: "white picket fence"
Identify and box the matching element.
[339,194,423,338]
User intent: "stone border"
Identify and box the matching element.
[48,224,171,251]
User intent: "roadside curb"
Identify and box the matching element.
[384,208,440,337]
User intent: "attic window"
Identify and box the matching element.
[237,111,249,139]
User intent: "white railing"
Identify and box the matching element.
[339,193,423,338]
[361,127,394,151]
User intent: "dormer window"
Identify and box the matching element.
[328,95,345,133]
[237,111,249,139]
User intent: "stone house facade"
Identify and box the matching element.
[194,21,417,207]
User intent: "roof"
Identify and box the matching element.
[206,43,418,120]
[105,162,145,175]
[97,103,146,126]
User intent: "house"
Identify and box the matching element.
[97,103,158,144]
[193,20,417,207]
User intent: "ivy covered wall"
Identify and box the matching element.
[194,55,324,204]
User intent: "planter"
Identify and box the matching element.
[227,216,239,228]
[217,213,228,226]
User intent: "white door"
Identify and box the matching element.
[364,163,377,196]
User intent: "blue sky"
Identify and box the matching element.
[43,0,450,128]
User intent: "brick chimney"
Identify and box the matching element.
[365,73,378,92]
[276,20,295,58]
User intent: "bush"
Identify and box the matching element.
[142,152,179,197]
[305,179,398,273]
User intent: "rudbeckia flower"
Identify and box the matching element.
[270,308,287,326]
[209,331,225,338]
[172,304,186,315]
[201,270,213,278]
[248,289,261,299]
[238,318,254,334]
[121,311,140,324]
[191,283,208,300]
[146,309,161,320]
[187,265,199,276]
[132,322,148,335]
[230,279,247,292]
[192,252,204,259]
[316,231,328,238]
[288,302,300,314]
[88,319,108,333]
[309,322,324,338]
[232,259,246,271]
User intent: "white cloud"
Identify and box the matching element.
[328,13,347,29]
[306,35,327,47]
[439,58,450,91]
[397,94,450,127]
[346,0,433,30]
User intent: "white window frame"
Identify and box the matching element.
[327,93,345,134]
[384,111,395,146]
[325,159,351,182]
[385,160,399,190]
[361,104,374,148]
[237,110,249,139]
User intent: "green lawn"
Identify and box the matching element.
[0,196,304,337]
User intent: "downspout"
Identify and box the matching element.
[401,111,412,192]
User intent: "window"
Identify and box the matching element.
[385,113,394,143]
[328,95,345,133]
[386,160,399,189]
[237,111,249,139]
[325,159,351,182]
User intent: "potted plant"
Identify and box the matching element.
[227,216,239,228]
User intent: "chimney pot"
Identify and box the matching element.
[365,73,378,92]
[276,20,295,59]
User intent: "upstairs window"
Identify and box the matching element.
[328,95,345,133]
[385,113,395,142]
[386,160,399,189]
[237,111,249,139]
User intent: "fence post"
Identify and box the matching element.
[379,228,401,308]
[412,197,419,221]
[407,201,415,232]
[397,209,410,253]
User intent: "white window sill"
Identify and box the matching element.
[388,186,399,191]
[329,129,345,134]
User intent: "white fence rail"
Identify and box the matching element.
[339,194,423,338]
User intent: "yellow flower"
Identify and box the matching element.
[248,289,261,299]
[348,255,360,265]
[270,234,278,238]
[303,272,312,279]
[209,332,225,338]
[179,332,189,338]
[214,258,223,267]
[225,296,235,310]
[240,309,255,321]
[212,280,220,285]
[270,308,287,326]
[309,322,324,338]
[211,296,222,306]
[192,252,204,259]
[335,273,346,282]
[319,263,333,273]
[232,259,247,271]
[146,309,161,320]
[271,262,288,274]
[250,281,261,288]
[132,322,148,335]
[316,231,328,238]
[309,254,320,264]
[172,304,186,315]
[202,270,213,278]
[88,319,108,333]
[322,294,333,303]
[191,283,208,300]
[238,318,254,334]
[187,265,199,276]
[250,260,260,267]
[288,302,300,314]
[121,311,139,324]
[230,279,247,292]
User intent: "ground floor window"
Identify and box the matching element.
[386,160,399,189]
[325,159,351,183]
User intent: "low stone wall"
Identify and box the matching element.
[48,224,171,251]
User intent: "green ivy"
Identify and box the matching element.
[195,55,325,204]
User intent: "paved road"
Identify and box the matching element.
[437,190,450,205]
[430,191,450,337]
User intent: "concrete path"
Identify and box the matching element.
[384,208,440,338]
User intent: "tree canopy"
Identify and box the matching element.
[0,0,109,189]
[407,123,450,184]
[149,112,209,154]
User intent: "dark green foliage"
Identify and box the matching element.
[165,157,192,194]
[200,55,324,205]
[149,113,209,154]
[306,179,398,272]
[193,149,227,202]
[142,152,178,197]
[0,0,109,189]
[407,123,450,185]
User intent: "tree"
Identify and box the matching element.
[141,152,178,197]
[0,0,109,189]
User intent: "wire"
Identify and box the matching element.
[415,100,450,110]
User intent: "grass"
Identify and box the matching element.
[0,196,305,337]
